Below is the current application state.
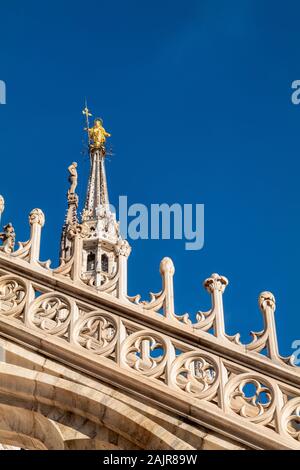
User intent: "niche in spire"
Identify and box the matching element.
[87,251,96,271]
[101,253,109,273]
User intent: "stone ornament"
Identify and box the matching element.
[29,208,45,227]
[67,222,90,240]
[204,273,229,293]
[0,210,298,369]
[170,351,220,400]
[73,311,118,356]
[259,291,276,311]
[224,372,277,426]
[115,239,131,258]
[0,275,27,317]
[280,398,300,442]
[28,293,71,337]
[0,223,16,253]
[120,330,171,379]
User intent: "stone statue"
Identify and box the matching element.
[82,208,90,221]
[107,213,119,236]
[0,222,16,253]
[87,119,111,148]
[68,162,78,195]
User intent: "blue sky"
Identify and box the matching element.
[0,0,299,357]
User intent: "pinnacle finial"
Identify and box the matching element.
[160,257,175,276]
[29,208,45,227]
[0,195,4,223]
[204,273,229,294]
[259,291,276,312]
[0,222,15,253]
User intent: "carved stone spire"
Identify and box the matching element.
[57,107,131,296]
[60,163,79,263]
[81,123,119,244]
[83,147,110,220]
[77,111,128,291]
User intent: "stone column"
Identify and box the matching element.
[72,234,83,282]
[204,273,228,339]
[259,291,279,361]
[29,208,45,264]
[160,257,175,319]
[115,240,131,300]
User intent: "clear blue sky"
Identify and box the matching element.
[0,1,299,356]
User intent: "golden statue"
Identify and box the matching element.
[87,118,111,148]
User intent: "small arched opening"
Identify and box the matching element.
[87,252,96,271]
[101,253,109,273]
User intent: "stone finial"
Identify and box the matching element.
[66,222,90,241]
[67,193,79,208]
[29,208,45,227]
[259,291,276,313]
[115,239,131,258]
[204,273,229,294]
[0,223,15,253]
[160,257,175,276]
[0,195,4,218]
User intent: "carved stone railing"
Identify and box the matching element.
[0,208,298,372]
[128,262,297,369]
[0,271,299,448]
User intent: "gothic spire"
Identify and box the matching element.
[59,162,78,262]
[83,146,110,219]
[82,107,112,222]
[59,106,130,294]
